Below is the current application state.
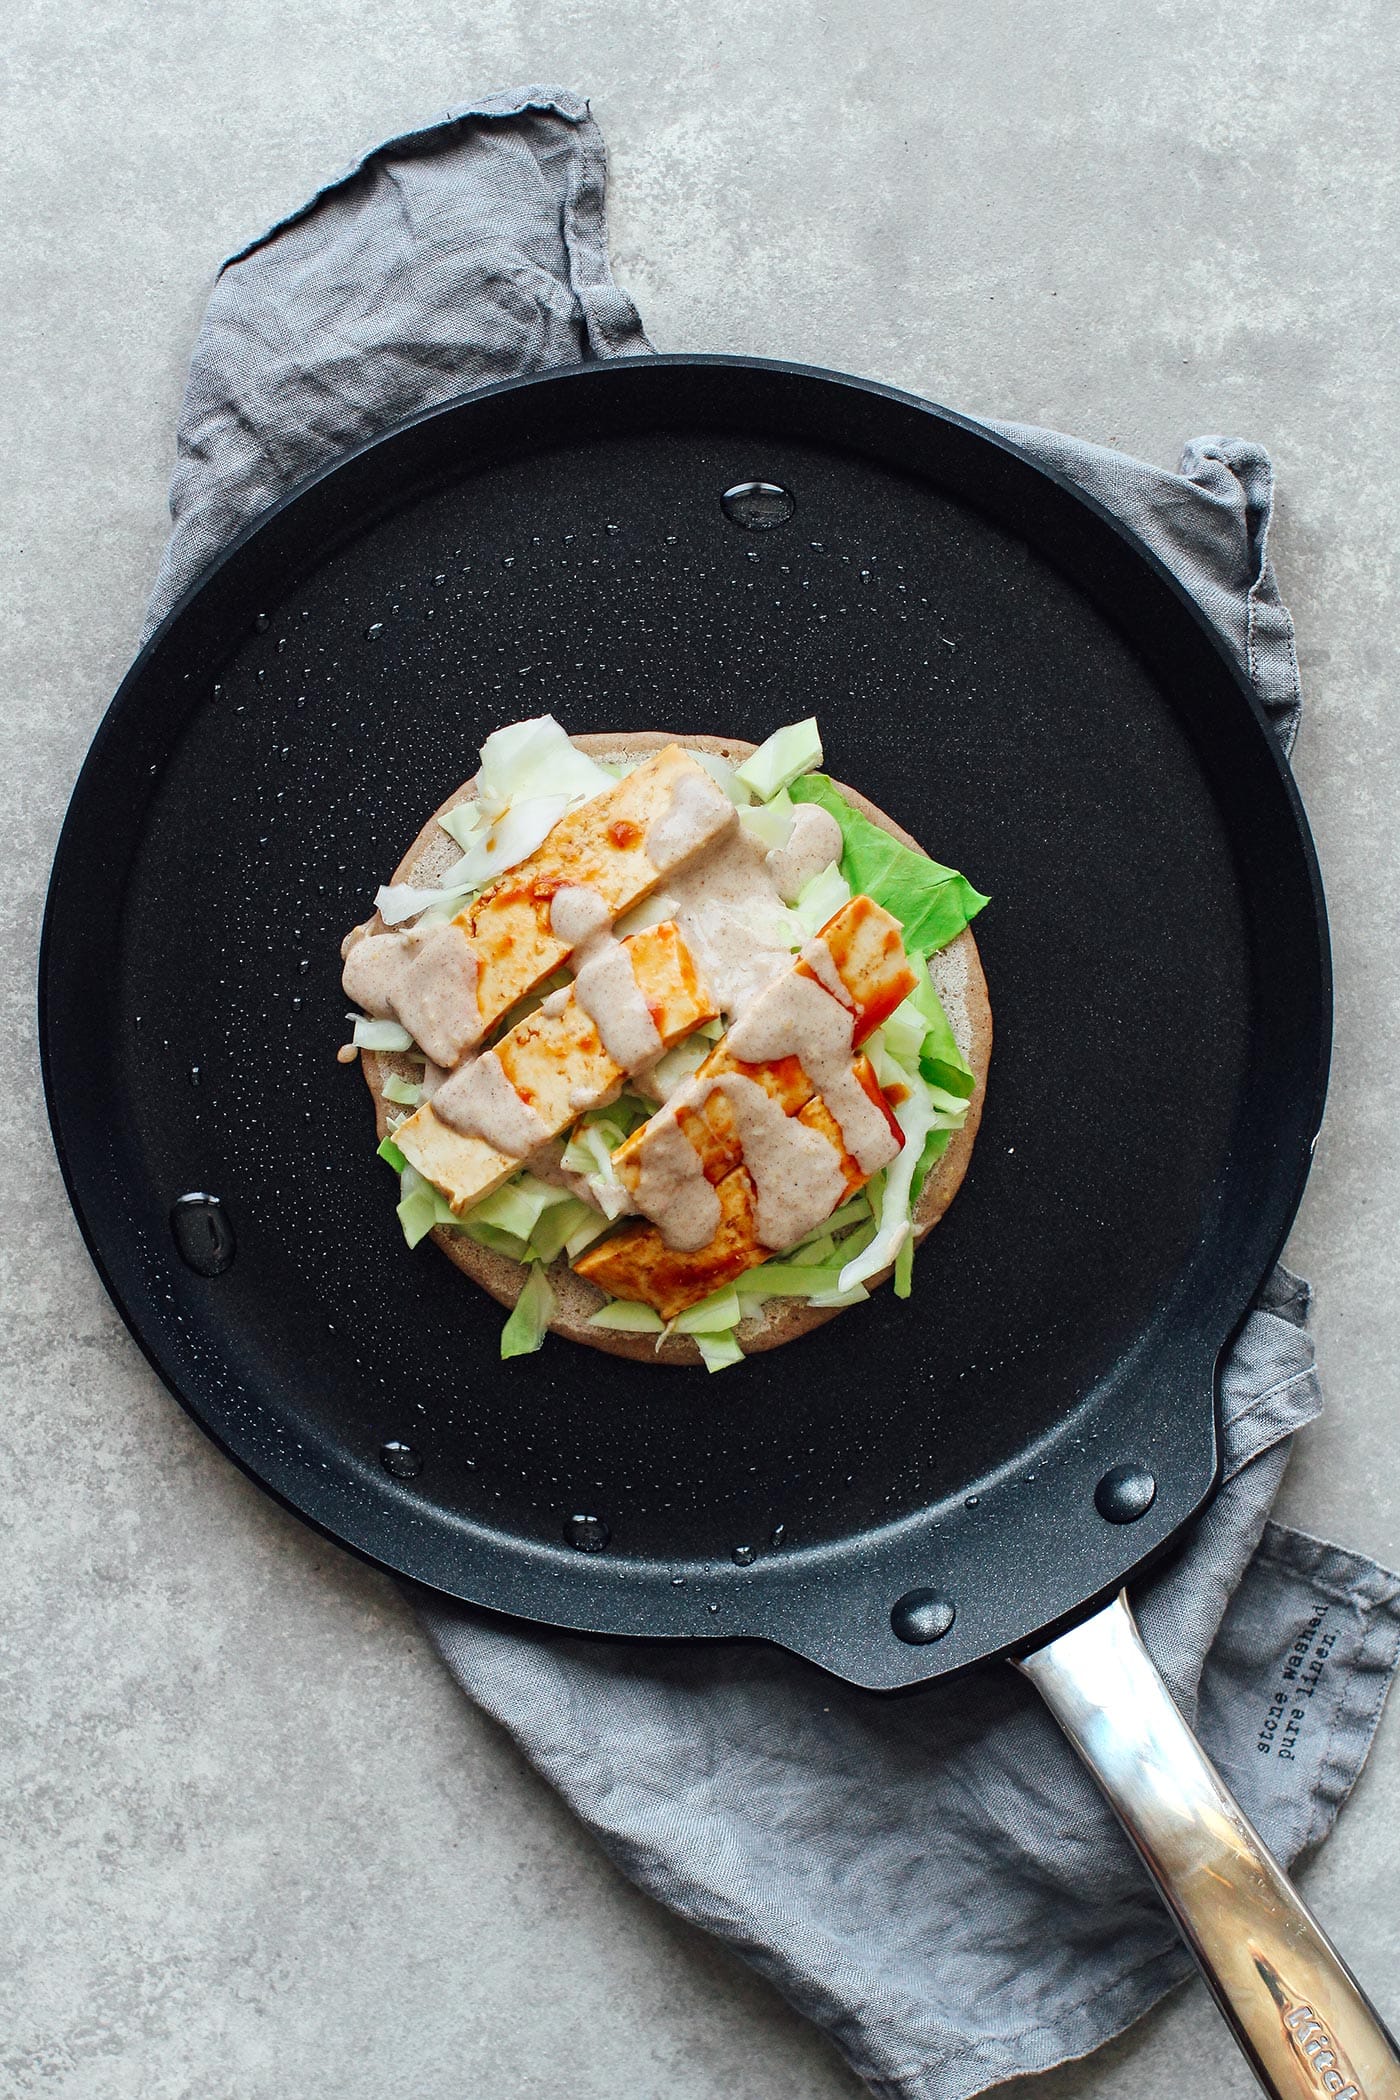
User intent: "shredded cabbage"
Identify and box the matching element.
[837,1071,942,1293]
[376,794,572,924]
[466,1173,573,1245]
[560,1098,651,1216]
[564,1211,612,1261]
[352,1014,414,1051]
[791,860,852,936]
[734,718,823,801]
[614,892,678,937]
[526,1197,595,1264]
[381,1072,423,1107]
[690,749,756,806]
[692,1329,746,1373]
[374,716,615,928]
[587,1300,665,1333]
[640,1034,710,1098]
[438,800,487,853]
[396,1163,462,1249]
[903,967,977,1099]
[474,713,615,816]
[670,1284,743,1334]
[500,1262,556,1358]
[737,791,795,852]
[463,1218,530,1262]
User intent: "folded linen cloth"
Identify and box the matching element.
[144,86,1400,2100]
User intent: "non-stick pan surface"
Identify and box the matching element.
[41,357,1329,1689]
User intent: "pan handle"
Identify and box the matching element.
[1015,1591,1400,2100]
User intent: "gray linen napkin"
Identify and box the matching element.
[144,87,1400,2100]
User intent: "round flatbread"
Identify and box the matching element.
[356,732,992,1364]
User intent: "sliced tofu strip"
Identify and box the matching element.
[573,1087,902,1321]
[789,893,918,1046]
[611,894,916,1197]
[393,920,716,1215]
[642,1053,888,1190]
[451,746,736,1038]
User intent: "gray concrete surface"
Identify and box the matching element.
[4,3,1399,2094]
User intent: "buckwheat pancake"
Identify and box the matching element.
[352,731,991,1365]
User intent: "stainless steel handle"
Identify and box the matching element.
[1016,1591,1400,2100]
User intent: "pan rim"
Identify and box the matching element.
[39,352,1331,1688]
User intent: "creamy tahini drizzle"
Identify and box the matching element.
[798,934,855,1011]
[716,1074,847,1248]
[644,768,737,873]
[550,886,663,1075]
[726,970,899,1178]
[631,1068,853,1254]
[433,1047,549,1154]
[341,922,481,1067]
[661,825,795,1016]
[633,1106,722,1252]
[766,803,844,903]
[548,884,611,948]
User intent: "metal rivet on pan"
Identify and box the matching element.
[721,481,796,530]
[1094,1463,1157,1524]
[169,1192,236,1277]
[380,1440,422,1480]
[890,1588,956,1645]
[564,1513,610,1553]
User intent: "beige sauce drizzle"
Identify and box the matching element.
[766,803,843,903]
[644,768,737,873]
[549,884,611,948]
[799,935,855,1011]
[663,825,793,1016]
[342,923,481,1067]
[433,1048,549,1155]
[714,1074,846,1248]
[574,939,662,1071]
[726,973,898,1176]
[632,1108,722,1252]
[550,884,663,1074]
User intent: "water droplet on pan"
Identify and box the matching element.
[770,1524,786,1548]
[731,1544,756,1566]
[564,1513,610,1553]
[380,1441,422,1479]
[721,481,796,530]
[364,622,384,640]
[170,1193,236,1277]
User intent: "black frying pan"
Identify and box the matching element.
[41,357,1397,2094]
